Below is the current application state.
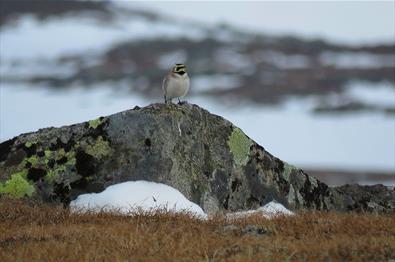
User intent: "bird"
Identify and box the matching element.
[162,63,190,104]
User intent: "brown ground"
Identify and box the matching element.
[0,199,394,261]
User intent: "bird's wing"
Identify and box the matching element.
[185,75,190,89]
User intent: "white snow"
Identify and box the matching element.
[191,74,242,93]
[214,48,255,73]
[0,14,206,61]
[70,180,207,219]
[0,59,78,80]
[227,201,294,220]
[320,51,395,69]
[345,81,395,108]
[69,180,293,220]
[136,1,395,45]
[255,50,311,69]
[320,81,395,111]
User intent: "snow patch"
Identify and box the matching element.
[320,51,395,69]
[256,50,311,69]
[69,180,292,220]
[70,181,207,219]
[345,81,395,108]
[0,59,78,79]
[227,201,294,220]
[191,74,242,93]
[214,48,254,73]
[0,14,206,60]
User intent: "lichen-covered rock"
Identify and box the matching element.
[0,103,393,213]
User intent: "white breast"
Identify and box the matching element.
[164,74,190,100]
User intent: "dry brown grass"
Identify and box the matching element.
[0,199,394,262]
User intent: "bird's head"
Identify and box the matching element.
[172,63,187,75]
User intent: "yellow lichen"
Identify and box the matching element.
[0,170,35,198]
[85,136,112,158]
[27,155,39,166]
[25,141,36,148]
[227,127,252,167]
[89,118,102,129]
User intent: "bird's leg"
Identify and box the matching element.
[178,98,181,104]
[164,95,167,104]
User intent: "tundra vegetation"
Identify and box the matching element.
[0,198,394,261]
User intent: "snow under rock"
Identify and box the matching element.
[226,201,294,220]
[69,181,294,220]
[70,180,208,219]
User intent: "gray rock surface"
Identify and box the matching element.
[0,103,393,213]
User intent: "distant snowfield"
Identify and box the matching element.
[70,180,293,219]
[135,1,395,45]
[345,81,395,107]
[0,15,205,61]
[1,82,394,176]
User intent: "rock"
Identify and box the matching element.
[0,103,393,213]
[336,184,395,213]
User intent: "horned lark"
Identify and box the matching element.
[162,63,190,103]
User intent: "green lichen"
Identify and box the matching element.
[0,170,35,198]
[44,150,52,158]
[154,105,184,120]
[44,149,76,182]
[26,154,48,168]
[85,136,112,158]
[55,148,66,160]
[27,155,39,166]
[25,141,36,148]
[17,145,78,183]
[227,127,252,167]
[46,166,65,182]
[89,118,102,129]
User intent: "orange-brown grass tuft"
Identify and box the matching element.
[0,198,394,261]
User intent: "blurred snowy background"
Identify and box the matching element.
[0,0,394,185]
